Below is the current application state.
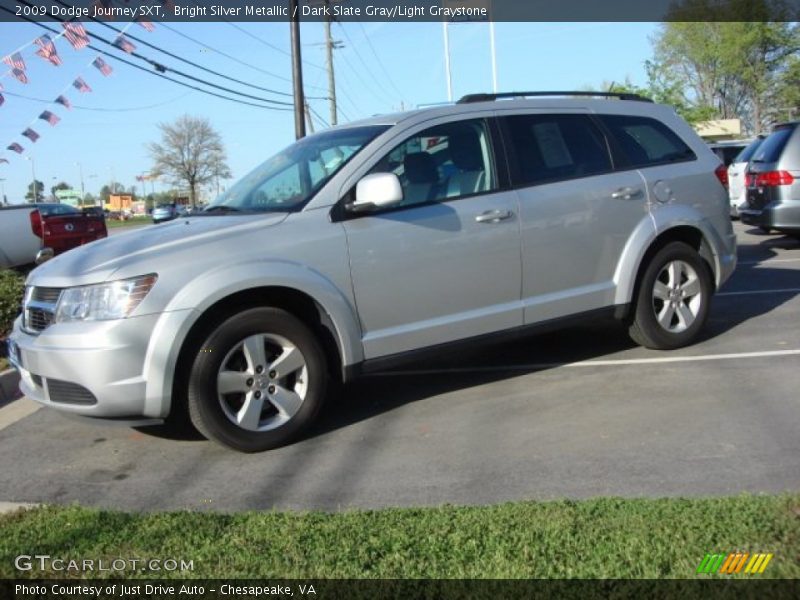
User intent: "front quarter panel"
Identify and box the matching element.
[141,210,361,418]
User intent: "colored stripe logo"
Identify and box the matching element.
[697,552,773,574]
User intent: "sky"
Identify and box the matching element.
[0,21,658,203]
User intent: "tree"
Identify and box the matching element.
[649,13,799,134]
[51,181,70,198]
[148,115,231,208]
[25,180,44,203]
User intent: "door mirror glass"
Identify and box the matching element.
[350,172,404,212]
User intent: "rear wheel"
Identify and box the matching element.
[187,307,328,452]
[628,242,713,350]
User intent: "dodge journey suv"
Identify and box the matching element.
[8,92,736,452]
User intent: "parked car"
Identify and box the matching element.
[740,122,800,237]
[8,91,736,452]
[708,139,751,168]
[152,204,178,224]
[0,202,107,269]
[727,136,765,217]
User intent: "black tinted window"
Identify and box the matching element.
[751,126,794,164]
[733,138,764,164]
[600,115,695,167]
[503,114,612,186]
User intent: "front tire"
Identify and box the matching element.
[187,307,328,452]
[628,242,713,350]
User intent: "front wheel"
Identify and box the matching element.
[628,242,713,350]
[187,307,328,452]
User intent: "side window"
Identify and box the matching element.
[503,114,612,186]
[600,115,695,168]
[368,119,496,208]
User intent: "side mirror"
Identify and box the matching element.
[349,173,403,212]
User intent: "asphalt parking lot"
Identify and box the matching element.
[0,221,798,512]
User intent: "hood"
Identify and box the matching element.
[28,213,289,288]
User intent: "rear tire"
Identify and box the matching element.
[628,242,713,350]
[187,307,328,452]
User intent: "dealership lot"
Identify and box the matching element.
[0,221,798,512]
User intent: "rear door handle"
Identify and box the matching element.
[610,187,644,200]
[475,209,514,223]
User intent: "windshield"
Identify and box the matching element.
[206,125,389,213]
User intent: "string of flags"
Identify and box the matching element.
[0,18,155,165]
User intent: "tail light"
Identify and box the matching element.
[754,170,794,187]
[714,164,728,188]
[29,209,43,239]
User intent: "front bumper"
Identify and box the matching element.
[8,313,163,419]
[740,201,800,232]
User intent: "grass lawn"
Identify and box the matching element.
[106,217,153,229]
[0,357,8,371]
[1,495,797,579]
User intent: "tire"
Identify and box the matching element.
[628,242,713,350]
[187,307,329,452]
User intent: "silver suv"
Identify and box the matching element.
[8,92,737,452]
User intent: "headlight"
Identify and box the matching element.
[55,274,158,322]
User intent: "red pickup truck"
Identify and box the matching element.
[0,203,107,269]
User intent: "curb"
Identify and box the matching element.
[0,502,38,515]
[0,368,21,406]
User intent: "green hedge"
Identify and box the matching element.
[0,269,25,338]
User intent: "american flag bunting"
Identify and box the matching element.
[34,35,63,66]
[39,111,60,126]
[92,57,113,76]
[2,52,25,71]
[73,77,92,93]
[22,128,40,143]
[63,22,90,50]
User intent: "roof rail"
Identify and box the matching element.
[457,91,654,104]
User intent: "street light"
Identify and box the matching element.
[0,178,6,205]
[24,156,37,203]
[75,161,85,208]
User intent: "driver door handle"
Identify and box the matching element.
[610,187,644,200]
[475,209,514,224]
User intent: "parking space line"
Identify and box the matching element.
[718,288,800,297]
[373,349,800,376]
[0,398,41,433]
[738,257,800,265]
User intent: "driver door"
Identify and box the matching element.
[340,117,523,360]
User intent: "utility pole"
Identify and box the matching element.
[76,161,85,208]
[443,22,453,102]
[323,4,342,126]
[304,101,316,133]
[289,0,306,139]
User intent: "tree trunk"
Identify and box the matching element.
[189,181,196,209]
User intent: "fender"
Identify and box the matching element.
[613,204,725,306]
[141,259,363,418]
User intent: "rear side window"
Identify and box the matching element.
[751,126,795,164]
[733,138,764,164]
[502,114,612,186]
[600,115,695,168]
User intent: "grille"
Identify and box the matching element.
[23,286,61,333]
[31,287,62,303]
[26,308,54,332]
[46,379,97,406]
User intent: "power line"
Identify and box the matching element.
[336,48,391,109]
[45,0,294,106]
[2,89,193,112]
[337,23,397,106]
[158,21,329,100]
[14,1,295,107]
[357,22,406,103]
[0,9,292,111]
[224,20,329,76]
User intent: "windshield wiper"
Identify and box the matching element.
[202,205,242,214]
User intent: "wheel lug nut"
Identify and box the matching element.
[269,370,277,379]
[268,385,276,394]
[256,366,264,374]
[254,391,261,399]
[246,378,254,387]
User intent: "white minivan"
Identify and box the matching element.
[727,136,765,217]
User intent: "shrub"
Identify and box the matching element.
[0,269,25,338]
